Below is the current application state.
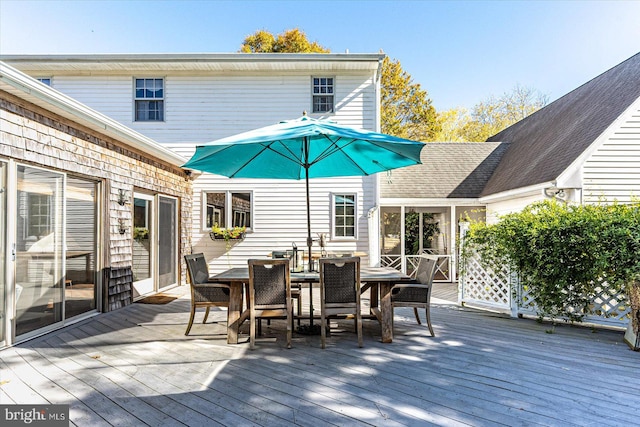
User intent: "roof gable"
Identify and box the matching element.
[381,142,509,199]
[482,52,640,197]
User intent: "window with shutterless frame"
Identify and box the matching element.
[202,191,252,230]
[134,78,164,121]
[332,193,356,238]
[312,77,334,113]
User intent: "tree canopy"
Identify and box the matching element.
[433,85,548,142]
[240,29,439,141]
[240,28,329,53]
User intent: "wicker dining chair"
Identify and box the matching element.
[184,253,230,335]
[319,257,362,349]
[248,259,293,350]
[391,255,438,336]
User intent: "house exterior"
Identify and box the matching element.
[481,51,640,221]
[1,53,386,275]
[379,142,509,279]
[0,62,191,348]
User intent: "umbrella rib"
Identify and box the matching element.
[309,135,370,175]
[227,140,302,178]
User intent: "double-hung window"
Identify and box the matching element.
[332,193,356,238]
[203,191,252,230]
[36,78,52,86]
[312,77,334,113]
[135,78,164,121]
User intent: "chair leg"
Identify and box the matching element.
[250,313,256,350]
[286,309,292,349]
[185,305,196,336]
[425,307,435,337]
[413,307,422,325]
[203,307,210,324]
[321,312,327,349]
[356,310,363,348]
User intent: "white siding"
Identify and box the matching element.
[37,63,379,274]
[485,193,545,224]
[583,105,640,204]
[186,173,374,274]
[50,72,377,143]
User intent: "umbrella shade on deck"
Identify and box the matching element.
[183,114,425,269]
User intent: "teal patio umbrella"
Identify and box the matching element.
[183,114,425,270]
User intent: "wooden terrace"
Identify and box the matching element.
[1,283,639,426]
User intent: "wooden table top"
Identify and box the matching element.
[211,265,412,283]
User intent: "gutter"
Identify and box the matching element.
[479,182,553,203]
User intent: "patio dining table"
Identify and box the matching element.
[211,266,413,344]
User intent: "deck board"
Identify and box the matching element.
[1,284,639,426]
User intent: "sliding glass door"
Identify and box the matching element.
[158,196,178,290]
[64,176,98,319]
[15,165,64,336]
[0,162,6,345]
[132,193,178,298]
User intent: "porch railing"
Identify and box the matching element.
[380,252,453,282]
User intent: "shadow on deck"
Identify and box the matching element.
[1,283,638,426]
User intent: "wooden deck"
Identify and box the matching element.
[1,283,639,426]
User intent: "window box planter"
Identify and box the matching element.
[209,231,246,241]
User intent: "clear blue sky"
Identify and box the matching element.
[1,0,639,111]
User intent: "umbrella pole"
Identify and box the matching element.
[304,137,316,329]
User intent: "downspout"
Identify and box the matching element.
[370,55,384,267]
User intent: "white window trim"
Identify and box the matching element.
[133,77,165,122]
[35,77,52,86]
[330,192,357,240]
[201,190,253,232]
[311,76,335,114]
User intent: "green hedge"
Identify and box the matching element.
[462,200,640,322]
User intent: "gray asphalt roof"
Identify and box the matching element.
[481,52,640,197]
[380,142,509,199]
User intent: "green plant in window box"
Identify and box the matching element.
[210,223,246,241]
[133,227,149,241]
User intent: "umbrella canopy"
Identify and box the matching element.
[183,114,425,269]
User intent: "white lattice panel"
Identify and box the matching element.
[461,254,511,310]
[518,276,631,327]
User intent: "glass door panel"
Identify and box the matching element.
[132,194,153,298]
[15,165,64,336]
[158,196,177,290]
[65,176,98,318]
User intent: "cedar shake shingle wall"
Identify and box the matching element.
[0,90,192,311]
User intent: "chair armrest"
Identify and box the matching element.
[392,283,430,290]
[204,279,230,288]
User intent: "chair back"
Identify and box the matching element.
[415,255,438,286]
[184,253,210,285]
[248,259,290,307]
[320,257,360,304]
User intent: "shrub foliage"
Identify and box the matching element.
[462,200,640,322]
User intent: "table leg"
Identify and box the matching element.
[227,281,243,344]
[379,282,393,343]
[369,283,379,314]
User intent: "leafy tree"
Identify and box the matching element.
[459,84,548,141]
[240,29,439,141]
[431,107,472,142]
[240,28,329,53]
[380,57,439,141]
